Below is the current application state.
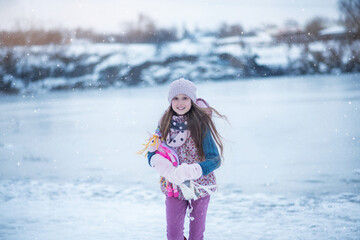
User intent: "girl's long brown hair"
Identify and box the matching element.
[159,102,226,161]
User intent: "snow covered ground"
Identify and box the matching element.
[0,74,359,239]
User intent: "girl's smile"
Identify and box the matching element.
[171,94,191,115]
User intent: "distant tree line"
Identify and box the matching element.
[0,14,179,47]
[274,0,360,43]
[0,29,67,46]
[1,0,359,47]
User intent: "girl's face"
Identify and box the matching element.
[171,94,192,115]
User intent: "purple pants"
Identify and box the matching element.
[165,195,210,240]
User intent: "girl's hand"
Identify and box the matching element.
[171,163,202,184]
[150,154,176,179]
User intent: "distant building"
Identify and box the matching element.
[272,26,309,44]
[318,25,348,40]
[216,32,273,47]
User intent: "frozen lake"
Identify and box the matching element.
[0,74,360,239]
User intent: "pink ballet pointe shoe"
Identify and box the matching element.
[173,188,179,198]
[168,190,174,197]
[167,184,174,197]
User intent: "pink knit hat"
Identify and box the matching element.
[168,78,197,103]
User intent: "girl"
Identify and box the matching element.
[147,78,225,240]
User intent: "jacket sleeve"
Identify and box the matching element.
[198,129,221,175]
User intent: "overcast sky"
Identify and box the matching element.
[0,0,340,32]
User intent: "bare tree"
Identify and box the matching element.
[217,23,244,38]
[123,14,177,43]
[338,0,360,33]
[305,17,327,36]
